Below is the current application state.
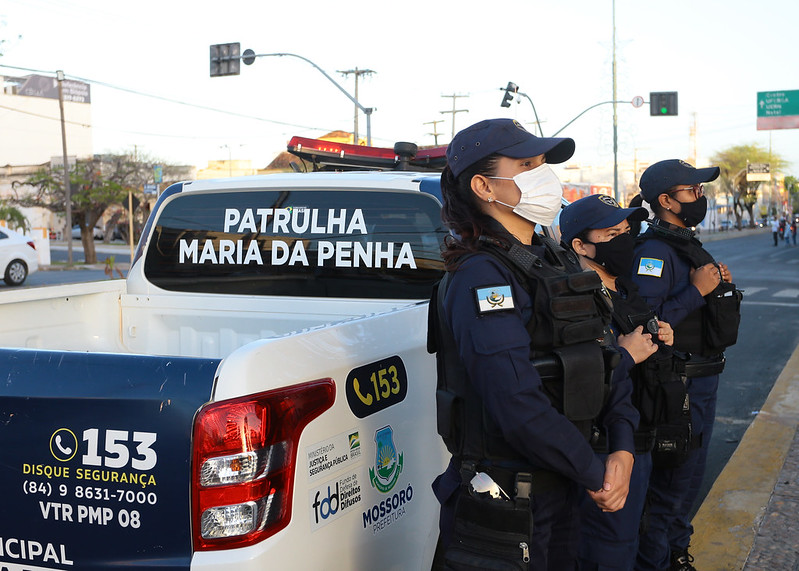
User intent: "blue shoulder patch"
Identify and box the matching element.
[474,284,515,313]
[637,257,664,277]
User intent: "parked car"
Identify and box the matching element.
[71,224,104,240]
[0,227,38,286]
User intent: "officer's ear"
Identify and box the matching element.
[571,237,590,257]
[657,192,673,212]
[470,174,492,203]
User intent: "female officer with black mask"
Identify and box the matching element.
[560,194,682,571]
[629,160,742,571]
[428,119,654,569]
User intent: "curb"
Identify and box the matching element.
[691,342,799,568]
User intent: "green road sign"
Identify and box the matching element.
[757,90,799,130]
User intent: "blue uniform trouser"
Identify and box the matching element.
[636,374,719,571]
[578,452,653,571]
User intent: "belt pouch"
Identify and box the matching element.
[444,489,532,571]
[553,342,605,421]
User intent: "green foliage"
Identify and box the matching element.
[710,144,788,228]
[786,175,799,214]
[0,201,30,232]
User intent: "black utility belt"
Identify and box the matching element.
[592,429,656,455]
[475,464,570,497]
[684,355,725,377]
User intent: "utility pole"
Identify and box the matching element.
[689,112,697,165]
[56,70,73,266]
[337,67,375,145]
[424,119,444,145]
[440,94,469,139]
[612,0,619,204]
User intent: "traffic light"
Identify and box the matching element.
[501,82,518,108]
[649,91,678,116]
[210,43,241,77]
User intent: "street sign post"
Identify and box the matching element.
[746,163,770,182]
[757,90,799,130]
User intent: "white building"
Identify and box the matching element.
[1,74,93,166]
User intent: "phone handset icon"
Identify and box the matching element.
[50,428,77,461]
[55,434,73,456]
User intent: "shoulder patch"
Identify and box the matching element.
[637,257,664,277]
[474,284,515,313]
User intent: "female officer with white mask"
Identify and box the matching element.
[428,118,652,569]
[560,194,681,571]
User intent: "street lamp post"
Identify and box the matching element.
[239,50,374,146]
[499,83,544,136]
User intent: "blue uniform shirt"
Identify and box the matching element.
[442,249,638,492]
[631,233,706,328]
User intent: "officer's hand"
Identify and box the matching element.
[690,263,722,296]
[617,326,657,364]
[657,320,674,346]
[586,450,634,512]
[718,262,732,283]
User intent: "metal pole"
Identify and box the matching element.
[56,70,73,266]
[518,92,544,137]
[612,0,620,204]
[251,53,374,145]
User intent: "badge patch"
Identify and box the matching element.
[637,257,664,277]
[475,285,514,313]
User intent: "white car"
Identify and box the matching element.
[0,227,38,286]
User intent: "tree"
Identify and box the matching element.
[710,145,788,229]
[12,157,134,263]
[786,175,799,216]
[0,200,30,232]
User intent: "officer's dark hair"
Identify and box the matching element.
[440,153,503,270]
[628,193,651,236]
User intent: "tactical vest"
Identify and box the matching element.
[640,222,743,357]
[608,280,686,429]
[427,234,615,465]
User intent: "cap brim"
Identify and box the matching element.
[593,206,649,231]
[501,136,575,164]
[684,166,720,184]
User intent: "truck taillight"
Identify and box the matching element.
[192,379,335,550]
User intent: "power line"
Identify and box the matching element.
[0,103,91,127]
[0,63,340,133]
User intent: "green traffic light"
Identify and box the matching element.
[660,107,668,114]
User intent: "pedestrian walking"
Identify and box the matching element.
[771,218,780,246]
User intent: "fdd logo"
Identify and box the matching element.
[312,482,339,523]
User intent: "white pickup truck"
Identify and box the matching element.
[0,169,451,570]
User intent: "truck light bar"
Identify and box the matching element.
[287,136,447,172]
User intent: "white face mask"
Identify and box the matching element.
[490,163,564,226]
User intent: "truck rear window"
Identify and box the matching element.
[143,188,447,298]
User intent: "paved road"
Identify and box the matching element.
[697,231,799,512]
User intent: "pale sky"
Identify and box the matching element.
[2,0,798,179]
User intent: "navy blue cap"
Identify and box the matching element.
[640,159,720,203]
[560,194,648,244]
[446,118,575,178]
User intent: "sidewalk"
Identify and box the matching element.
[45,240,132,271]
[691,336,799,568]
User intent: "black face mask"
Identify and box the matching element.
[587,232,636,277]
[672,195,708,228]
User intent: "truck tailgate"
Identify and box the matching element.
[0,349,220,571]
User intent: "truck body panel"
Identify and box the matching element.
[0,172,450,569]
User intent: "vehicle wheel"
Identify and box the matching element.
[4,259,28,286]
